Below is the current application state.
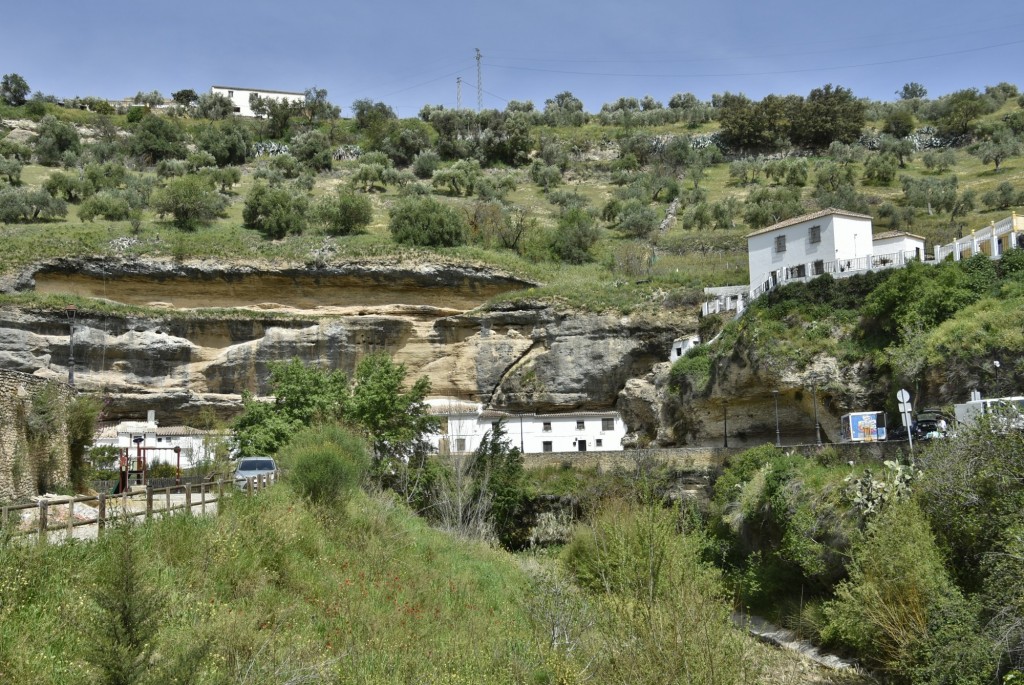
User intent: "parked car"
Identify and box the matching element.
[233,456,278,489]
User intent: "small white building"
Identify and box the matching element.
[669,335,701,362]
[93,412,229,469]
[872,230,926,262]
[426,398,626,455]
[210,85,305,118]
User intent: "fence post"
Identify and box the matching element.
[200,482,207,516]
[184,484,192,515]
[37,500,48,545]
[98,493,106,535]
[1,504,7,534]
[247,477,254,496]
[146,485,153,520]
[67,498,74,539]
[218,479,223,501]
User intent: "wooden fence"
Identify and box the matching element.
[0,473,278,543]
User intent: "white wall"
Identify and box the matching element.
[210,86,304,118]
[747,214,873,290]
[873,235,925,259]
[427,404,626,455]
[669,336,700,362]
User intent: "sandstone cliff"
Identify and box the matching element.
[1,258,692,432]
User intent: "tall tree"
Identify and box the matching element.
[793,84,865,149]
[1,73,30,106]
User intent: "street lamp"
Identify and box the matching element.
[812,384,822,446]
[722,400,729,449]
[64,305,77,386]
[772,390,782,447]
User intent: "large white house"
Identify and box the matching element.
[703,208,926,315]
[426,398,626,455]
[210,85,305,118]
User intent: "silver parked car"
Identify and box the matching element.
[233,456,278,489]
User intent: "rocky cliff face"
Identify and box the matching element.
[619,333,880,447]
[1,258,691,431]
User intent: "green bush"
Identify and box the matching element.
[389,196,467,247]
[549,208,599,264]
[411,150,439,179]
[281,424,369,507]
[312,188,372,236]
[823,501,962,675]
[150,174,226,230]
[242,182,308,238]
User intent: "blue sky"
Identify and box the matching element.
[3,0,1023,116]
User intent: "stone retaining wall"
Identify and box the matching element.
[523,441,910,472]
[0,369,74,502]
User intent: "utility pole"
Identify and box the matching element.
[456,77,462,111]
[475,48,483,112]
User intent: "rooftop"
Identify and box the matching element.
[745,208,873,239]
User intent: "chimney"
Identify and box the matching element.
[147,410,156,424]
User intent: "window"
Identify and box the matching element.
[491,421,499,430]
[542,441,553,452]
[576,420,585,431]
[813,260,825,275]
[542,421,552,432]
[675,347,682,356]
[596,439,603,447]
[809,225,821,244]
[455,438,466,452]
[788,264,806,279]
[602,418,614,431]
[775,235,786,253]
[227,90,234,98]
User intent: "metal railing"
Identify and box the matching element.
[0,472,278,543]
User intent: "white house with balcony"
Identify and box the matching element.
[210,85,305,117]
[425,398,626,455]
[703,208,927,315]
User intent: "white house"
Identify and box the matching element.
[209,85,305,118]
[703,208,929,314]
[93,412,228,469]
[746,208,874,298]
[425,398,626,455]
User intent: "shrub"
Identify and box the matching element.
[34,115,81,166]
[411,150,439,179]
[282,424,369,508]
[549,208,599,264]
[0,186,67,222]
[291,130,332,171]
[312,189,373,236]
[616,199,659,238]
[79,191,132,222]
[242,182,308,238]
[823,501,961,675]
[389,196,467,247]
[150,174,226,230]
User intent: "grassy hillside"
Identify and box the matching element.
[0,484,858,684]
[2,92,1021,315]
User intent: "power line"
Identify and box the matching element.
[485,39,1024,80]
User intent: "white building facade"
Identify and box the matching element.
[426,398,626,455]
[210,85,305,118]
[93,412,228,469]
[703,208,929,314]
